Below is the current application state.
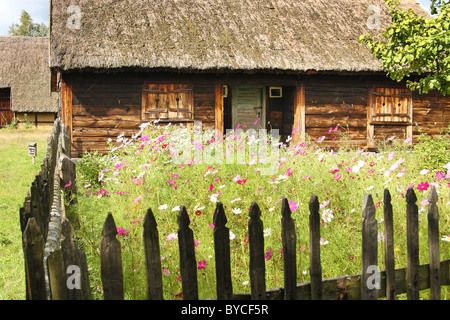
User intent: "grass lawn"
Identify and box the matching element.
[0,126,52,300]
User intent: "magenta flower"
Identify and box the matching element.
[264,249,273,261]
[417,182,429,191]
[198,259,207,270]
[117,227,129,237]
[289,200,298,212]
[253,118,260,125]
[436,172,445,181]
[286,168,293,176]
[134,195,142,203]
[64,181,72,188]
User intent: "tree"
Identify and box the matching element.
[360,0,449,95]
[8,10,48,37]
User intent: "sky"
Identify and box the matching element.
[0,0,434,36]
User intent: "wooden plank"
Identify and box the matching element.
[101,213,124,300]
[213,202,233,300]
[248,202,266,300]
[143,208,164,300]
[427,186,441,300]
[383,189,395,300]
[177,206,198,300]
[406,188,420,300]
[23,218,47,300]
[215,84,224,135]
[361,193,378,300]
[281,198,297,300]
[293,83,305,143]
[47,249,67,300]
[308,195,322,300]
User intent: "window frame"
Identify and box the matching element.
[369,87,412,125]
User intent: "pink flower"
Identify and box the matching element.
[417,182,429,191]
[264,249,273,261]
[198,259,207,270]
[253,118,260,125]
[134,195,142,203]
[64,181,72,188]
[334,173,342,181]
[237,179,247,185]
[117,227,129,237]
[436,171,445,181]
[286,168,293,176]
[289,200,298,212]
[302,175,312,180]
[209,184,214,191]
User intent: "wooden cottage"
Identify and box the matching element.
[49,0,449,158]
[0,36,58,127]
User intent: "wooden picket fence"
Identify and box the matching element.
[19,119,449,299]
[25,186,447,300]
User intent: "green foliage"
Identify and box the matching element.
[414,126,450,170]
[360,0,450,95]
[77,151,109,186]
[8,10,48,37]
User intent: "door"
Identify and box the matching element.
[232,86,265,130]
[0,88,13,127]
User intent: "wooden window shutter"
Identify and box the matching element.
[370,87,412,124]
[142,83,193,121]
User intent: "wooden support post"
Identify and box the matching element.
[215,84,224,135]
[293,83,305,144]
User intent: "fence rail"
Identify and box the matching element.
[19,121,449,300]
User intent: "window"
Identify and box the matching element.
[369,87,412,124]
[142,82,193,121]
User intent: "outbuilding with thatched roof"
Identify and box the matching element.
[0,36,58,127]
[49,0,449,157]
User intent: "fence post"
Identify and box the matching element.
[177,206,198,300]
[47,249,67,300]
[309,195,322,300]
[101,213,124,300]
[406,188,419,300]
[361,193,378,300]
[383,189,395,300]
[427,186,440,300]
[143,208,164,300]
[23,218,47,300]
[281,198,297,300]
[213,202,233,300]
[248,201,266,300]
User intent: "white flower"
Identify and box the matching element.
[232,208,242,215]
[263,228,272,237]
[420,169,429,175]
[320,238,329,245]
[441,235,450,242]
[172,206,180,212]
[242,281,249,286]
[209,193,219,203]
[158,204,168,210]
[229,231,236,240]
[366,185,374,191]
[166,233,178,241]
[322,209,334,223]
[230,198,241,203]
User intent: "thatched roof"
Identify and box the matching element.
[0,36,57,112]
[50,0,428,73]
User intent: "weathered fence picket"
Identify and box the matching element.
[213,202,233,300]
[427,186,440,300]
[177,205,198,300]
[406,188,420,300]
[280,198,297,300]
[308,194,322,300]
[101,213,124,300]
[143,208,164,300]
[361,193,378,300]
[248,202,266,300]
[383,189,395,300]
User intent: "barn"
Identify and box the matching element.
[49,0,449,158]
[0,36,58,127]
